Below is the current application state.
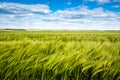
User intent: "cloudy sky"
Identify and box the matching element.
[0,0,120,30]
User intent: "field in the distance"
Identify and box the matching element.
[0,30,120,80]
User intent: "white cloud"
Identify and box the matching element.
[89,0,120,3]
[49,6,120,30]
[0,2,51,14]
[98,0,110,3]
[113,0,120,2]
[112,5,120,8]
[66,2,72,5]
[0,2,120,30]
[86,0,110,4]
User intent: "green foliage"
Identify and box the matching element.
[0,30,120,80]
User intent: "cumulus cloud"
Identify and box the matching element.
[0,2,51,29]
[85,0,110,4]
[98,0,110,3]
[66,2,72,5]
[113,0,120,2]
[0,2,51,14]
[0,2,120,30]
[112,5,120,8]
[49,6,120,30]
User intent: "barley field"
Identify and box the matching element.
[0,30,120,80]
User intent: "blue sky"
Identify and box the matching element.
[0,0,120,30]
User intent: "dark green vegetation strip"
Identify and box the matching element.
[0,30,120,80]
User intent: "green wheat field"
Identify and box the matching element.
[0,30,120,80]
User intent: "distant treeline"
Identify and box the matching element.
[1,28,26,31]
